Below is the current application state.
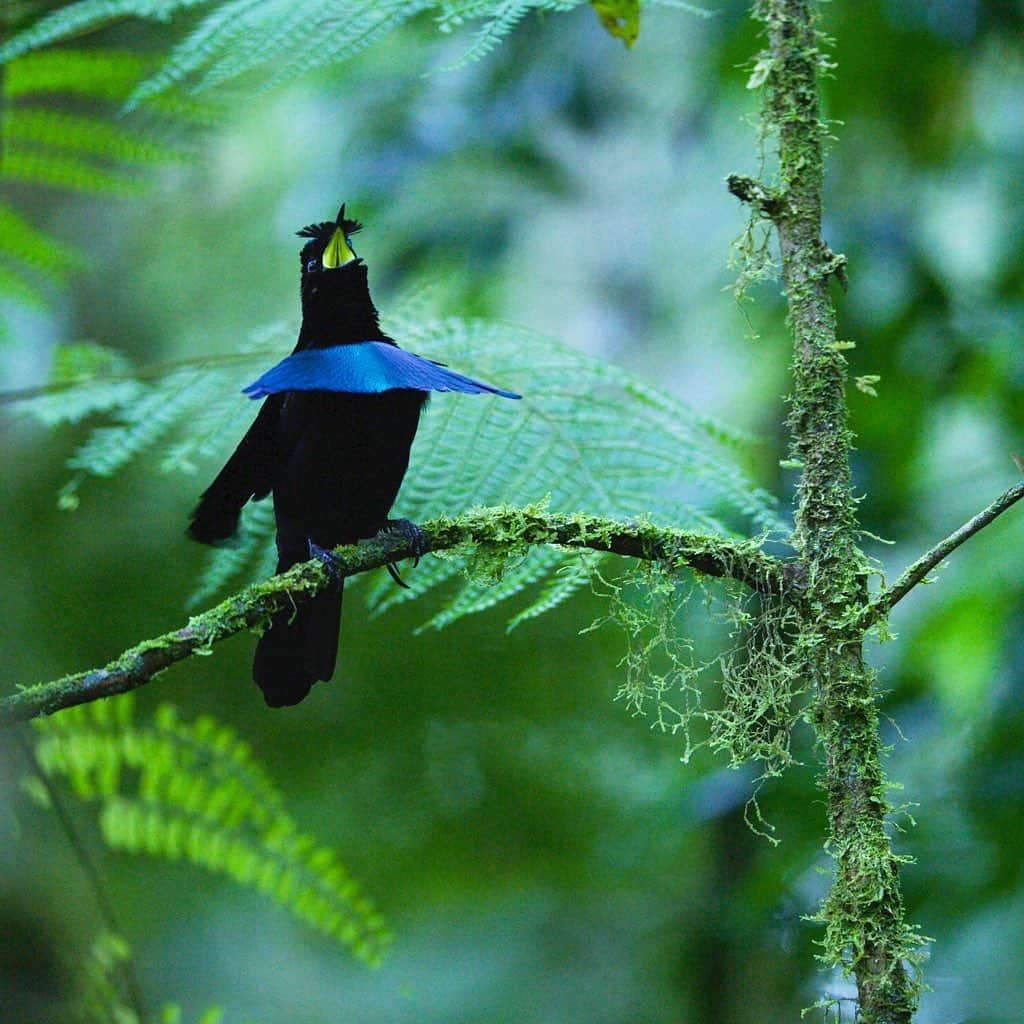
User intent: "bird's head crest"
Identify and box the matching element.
[297,203,363,270]
[297,203,363,244]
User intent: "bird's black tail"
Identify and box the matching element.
[253,583,343,707]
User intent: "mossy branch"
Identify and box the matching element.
[0,505,787,726]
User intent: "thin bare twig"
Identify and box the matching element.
[869,480,1024,622]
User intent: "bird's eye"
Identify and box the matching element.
[306,258,318,273]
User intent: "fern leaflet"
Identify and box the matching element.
[32,695,392,965]
[74,930,256,1022]
[0,2,219,66]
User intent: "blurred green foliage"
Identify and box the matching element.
[0,1,1022,1022]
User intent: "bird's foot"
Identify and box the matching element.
[382,518,426,562]
[380,518,426,590]
[308,540,343,588]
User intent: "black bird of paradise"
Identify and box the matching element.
[189,205,520,706]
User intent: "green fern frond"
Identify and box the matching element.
[3,54,186,193]
[253,0,437,99]
[504,551,601,628]
[0,260,48,308]
[387,315,782,533]
[75,929,246,1024]
[125,0,262,106]
[158,1005,242,1024]
[360,536,471,616]
[0,2,218,66]
[6,109,182,164]
[5,48,221,123]
[436,0,575,69]
[8,342,251,440]
[124,0,427,107]
[52,340,133,381]
[11,343,145,426]
[74,931,138,1024]
[2,0,711,114]
[67,368,231,476]
[0,202,75,278]
[0,48,199,328]
[360,522,600,630]
[3,147,150,193]
[187,499,278,609]
[34,696,391,965]
[422,544,585,631]
[327,315,783,627]
[641,0,712,15]
[10,306,782,627]
[0,202,75,326]
[5,49,150,99]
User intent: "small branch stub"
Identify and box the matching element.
[727,173,786,221]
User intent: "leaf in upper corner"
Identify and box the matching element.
[0,2,218,66]
[1,0,715,110]
[590,0,640,48]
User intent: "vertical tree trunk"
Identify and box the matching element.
[755,1,924,1019]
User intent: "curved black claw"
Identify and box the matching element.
[383,518,426,565]
[386,562,411,590]
[378,518,425,591]
[308,540,343,588]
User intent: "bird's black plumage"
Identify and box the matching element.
[189,206,428,706]
[190,204,519,706]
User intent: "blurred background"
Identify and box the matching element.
[1,0,1022,1021]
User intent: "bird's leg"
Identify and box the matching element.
[308,540,344,588]
[379,518,425,590]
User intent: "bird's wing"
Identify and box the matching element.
[242,342,521,400]
[188,393,284,544]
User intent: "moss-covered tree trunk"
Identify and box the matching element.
[750,1,923,1019]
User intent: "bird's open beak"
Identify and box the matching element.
[321,226,357,269]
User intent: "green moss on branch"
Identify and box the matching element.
[0,505,787,726]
